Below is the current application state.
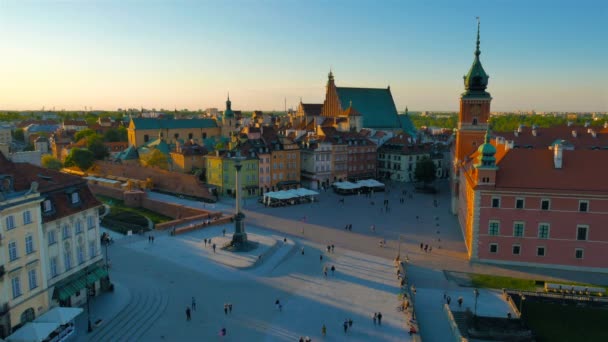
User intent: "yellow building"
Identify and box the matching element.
[170,141,208,173]
[127,118,220,147]
[0,178,48,336]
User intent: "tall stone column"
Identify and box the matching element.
[231,157,247,246]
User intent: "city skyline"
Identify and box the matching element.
[0,0,606,112]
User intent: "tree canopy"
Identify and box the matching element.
[12,128,25,142]
[64,148,95,171]
[140,149,168,169]
[414,156,437,186]
[86,135,109,160]
[74,129,97,142]
[41,155,63,170]
[103,127,128,142]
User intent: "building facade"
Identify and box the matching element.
[128,118,220,147]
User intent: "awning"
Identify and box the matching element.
[6,322,60,342]
[53,267,108,301]
[35,307,83,325]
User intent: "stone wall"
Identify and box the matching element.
[93,161,216,201]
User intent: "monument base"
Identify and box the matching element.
[225,212,256,251]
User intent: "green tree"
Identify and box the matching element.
[12,128,25,142]
[41,155,63,170]
[86,135,109,160]
[140,149,168,169]
[24,143,35,151]
[414,156,437,186]
[64,148,94,171]
[74,129,97,142]
[103,127,128,142]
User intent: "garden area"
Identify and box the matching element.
[96,195,172,234]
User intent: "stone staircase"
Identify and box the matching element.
[88,282,168,342]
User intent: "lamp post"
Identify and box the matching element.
[473,288,480,317]
[86,268,92,332]
[519,292,526,319]
[103,236,110,279]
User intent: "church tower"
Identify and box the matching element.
[221,93,235,137]
[452,19,492,214]
[321,70,343,117]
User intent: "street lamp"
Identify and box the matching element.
[103,236,110,279]
[86,268,92,332]
[519,292,526,319]
[473,288,480,317]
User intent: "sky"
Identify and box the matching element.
[0,0,606,112]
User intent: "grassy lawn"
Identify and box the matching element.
[470,274,538,291]
[96,195,172,224]
[524,301,608,342]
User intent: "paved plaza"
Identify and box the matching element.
[76,180,608,341]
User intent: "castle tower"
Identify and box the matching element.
[452,19,492,214]
[473,127,498,186]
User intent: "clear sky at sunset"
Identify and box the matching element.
[0,0,606,112]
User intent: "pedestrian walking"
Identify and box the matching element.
[279,303,283,312]
[152,236,155,243]
[222,228,226,236]
[343,320,348,333]
[424,244,428,252]
[447,296,452,305]
[458,297,463,308]
[186,307,191,321]
[301,247,305,255]
[228,303,233,313]
[192,297,196,311]
[371,224,376,233]
[323,265,328,278]
[348,318,353,327]
[208,238,212,245]
[204,238,207,246]
[331,265,335,275]
[331,244,335,253]
[224,304,228,315]
[322,324,327,337]
[299,337,304,342]
[373,312,377,325]
[320,254,323,262]
[429,246,433,253]
[327,245,331,253]
[377,312,383,325]
[213,243,216,253]
[419,243,423,250]
[220,327,226,336]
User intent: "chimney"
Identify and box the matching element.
[591,130,597,138]
[532,128,538,137]
[517,125,523,133]
[584,121,590,128]
[514,130,519,137]
[567,121,573,127]
[554,144,563,169]
[571,130,577,138]
[604,122,608,129]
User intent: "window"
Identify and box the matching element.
[541,199,550,211]
[71,192,80,204]
[515,198,524,209]
[77,245,85,264]
[87,216,95,230]
[12,276,22,299]
[25,235,34,254]
[28,269,38,290]
[202,132,207,139]
[512,245,521,255]
[174,133,179,139]
[50,257,58,278]
[62,225,71,239]
[491,197,500,208]
[9,241,18,261]
[537,246,546,257]
[89,241,96,259]
[575,248,584,259]
[64,250,72,270]
[23,210,32,224]
[6,215,15,230]
[48,230,57,245]
[579,201,589,212]
[488,221,500,236]
[513,222,525,237]
[144,134,149,142]
[489,243,498,253]
[538,223,550,239]
[75,220,83,234]
[577,225,588,241]
[43,200,52,212]
[188,133,193,139]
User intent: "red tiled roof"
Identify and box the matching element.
[63,120,88,126]
[17,119,58,128]
[493,149,608,193]
[496,125,608,149]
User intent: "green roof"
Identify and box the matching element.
[398,114,417,136]
[336,87,400,129]
[54,266,108,301]
[131,118,217,130]
[117,145,139,160]
[145,138,171,155]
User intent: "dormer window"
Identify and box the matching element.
[43,200,53,212]
[71,192,80,204]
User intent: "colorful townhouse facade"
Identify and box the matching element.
[205,147,259,198]
[128,118,220,147]
[452,22,608,272]
[377,134,447,182]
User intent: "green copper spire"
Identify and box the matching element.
[463,17,490,97]
[475,125,497,168]
[224,92,234,118]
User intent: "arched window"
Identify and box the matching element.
[20,308,35,324]
[472,118,478,125]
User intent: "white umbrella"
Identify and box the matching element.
[6,322,60,342]
[35,307,83,325]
